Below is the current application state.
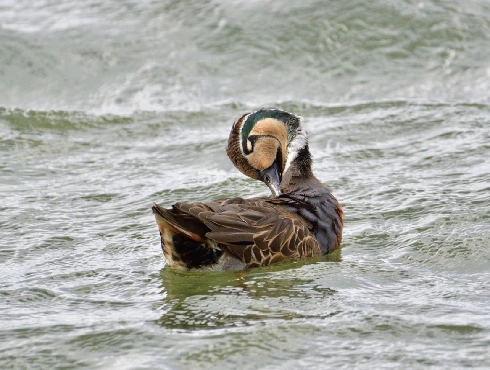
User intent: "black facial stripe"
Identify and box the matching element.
[275,146,283,180]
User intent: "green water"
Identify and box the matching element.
[1,1,490,369]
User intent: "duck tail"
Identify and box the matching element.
[152,204,222,269]
[152,204,206,242]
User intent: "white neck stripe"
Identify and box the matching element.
[284,127,308,174]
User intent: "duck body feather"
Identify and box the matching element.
[153,175,342,270]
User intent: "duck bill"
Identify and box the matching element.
[260,162,282,197]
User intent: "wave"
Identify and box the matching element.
[1,1,490,114]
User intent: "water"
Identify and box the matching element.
[1,1,490,369]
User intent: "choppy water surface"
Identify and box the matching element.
[1,1,490,369]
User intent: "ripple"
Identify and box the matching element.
[2,1,490,368]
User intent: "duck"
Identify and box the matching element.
[152,109,344,270]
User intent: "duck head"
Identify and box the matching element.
[226,109,309,197]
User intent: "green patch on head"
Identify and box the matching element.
[241,109,300,153]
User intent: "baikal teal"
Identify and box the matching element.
[1,1,490,369]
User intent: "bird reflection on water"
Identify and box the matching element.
[157,255,341,330]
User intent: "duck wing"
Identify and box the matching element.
[173,198,322,268]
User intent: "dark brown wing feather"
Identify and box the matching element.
[162,197,322,268]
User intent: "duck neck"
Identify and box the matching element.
[281,145,315,193]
